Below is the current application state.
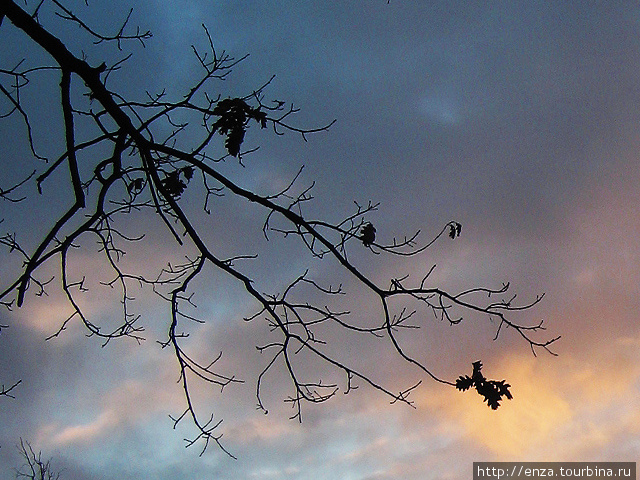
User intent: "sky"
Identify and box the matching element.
[1,1,640,478]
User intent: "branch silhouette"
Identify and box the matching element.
[456,361,513,410]
[15,438,61,480]
[0,0,559,456]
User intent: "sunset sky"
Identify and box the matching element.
[1,1,640,479]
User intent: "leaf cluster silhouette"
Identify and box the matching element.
[160,167,194,198]
[448,221,462,239]
[212,97,267,157]
[456,361,513,409]
[360,222,376,247]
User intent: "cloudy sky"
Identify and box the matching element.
[1,1,640,478]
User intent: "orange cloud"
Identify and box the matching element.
[419,354,572,457]
[416,334,640,460]
[51,410,118,445]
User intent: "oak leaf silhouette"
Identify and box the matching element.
[449,222,462,239]
[455,361,512,409]
[162,171,187,198]
[127,178,144,194]
[360,222,376,247]
[212,98,267,157]
[182,166,194,180]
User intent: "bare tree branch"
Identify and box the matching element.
[0,0,558,457]
[1,379,21,399]
[15,439,61,480]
